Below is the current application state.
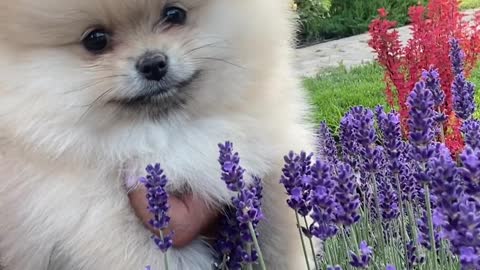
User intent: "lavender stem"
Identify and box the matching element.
[295,212,312,270]
[159,230,169,270]
[247,244,253,270]
[303,216,320,270]
[423,184,438,268]
[394,174,409,266]
[248,222,267,270]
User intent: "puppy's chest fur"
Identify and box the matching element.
[0,114,287,268]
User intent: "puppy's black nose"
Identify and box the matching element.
[136,52,169,81]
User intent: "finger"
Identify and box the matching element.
[128,187,219,248]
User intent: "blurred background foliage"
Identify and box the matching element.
[294,0,429,46]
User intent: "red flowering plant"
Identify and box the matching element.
[368,0,480,155]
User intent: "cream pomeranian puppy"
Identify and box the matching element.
[0,0,314,269]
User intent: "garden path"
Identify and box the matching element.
[294,9,479,77]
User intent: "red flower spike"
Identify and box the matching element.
[368,0,480,156]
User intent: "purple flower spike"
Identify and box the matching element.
[462,120,480,150]
[417,210,441,251]
[399,161,417,201]
[318,121,339,165]
[219,142,246,192]
[452,73,476,120]
[459,147,480,197]
[429,146,480,269]
[334,163,361,227]
[450,38,466,76]
[280,151,314,217]
[234,178,264,227]
[340,112,360,169]
[350,107,377,147]
[349,107,383,173]
[327,266,343,270]
[349,241,373,268]
[407,81,437,191]
[309,160,338,240]
[406,241,424,269]
[429,144,462,209]
[379,175,399,221]
[422,66,445,108]
[377,108,404,170]
[386,265,396,270]
[140,164,173,252]
[449,38,476,120]
[459,247,480,268]
[348,106,384,198]
[438,195,480,268]
[216,143,264,269]
[407,81,436,162]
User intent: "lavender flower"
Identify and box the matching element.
[407,81,436,164]
[219,141,246,192]
[349,241,373,268]
[215,215,240,257]
[376,107,404,173]
[429,146,480,269]
[449,38,476,120]
[407,80,437,199]
[417,211,441,251]
[406,241,424,270]
[429,144,462,210]
[462,120,480,150]
[450,38,465,76]
[460,246,480,269]
[436,195,480,268]
[378,175,399,221]
[333,163,361,227]
[327,266,343,270]
[233,177,264,239]
[340,112,360,169]
[386,265,396,270]
[318,121,339,165]
[215,214,247,270]
[348,107,385,210]
[422,66,445,108]
[280,151,314,217]
[399,161,417,201]
[216,142,265,269]
[350,107,382,173]
[140,164,173,252]
[452,73,476,120]
[459,147,480,197]
[309,160,338,240]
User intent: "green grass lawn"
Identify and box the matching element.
[461,0,480,9]
[304,63,480,131]
[318,0,480,9]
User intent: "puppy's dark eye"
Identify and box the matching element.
[82,29,110,54]
[164,6,187,25]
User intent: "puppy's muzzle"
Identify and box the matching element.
[136,51,169,82]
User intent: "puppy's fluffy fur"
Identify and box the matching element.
[0,0,314,269]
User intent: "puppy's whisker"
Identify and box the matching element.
[62,75,128,95]
[75,87,117,124]
[193,57,246,69]
[183,42,229,56]
[180,36,225,49]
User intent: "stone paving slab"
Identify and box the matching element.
[295,9,478,78]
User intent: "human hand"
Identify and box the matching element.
[128,187,219,248]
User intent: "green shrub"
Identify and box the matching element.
[294,0,330,44]
[296,0,425,44]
